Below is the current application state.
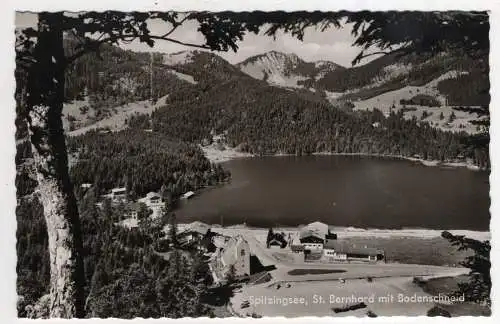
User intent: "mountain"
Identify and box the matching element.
[15,42,489,165]
[237,51,344,89]
[236,49,489,134]
[146,50,486,166]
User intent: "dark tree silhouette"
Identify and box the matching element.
[442,231,491,305]
[266,228,274,248]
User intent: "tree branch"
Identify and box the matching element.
[65,33,212,66]
[159,15,191,38]
[149,35,211,50]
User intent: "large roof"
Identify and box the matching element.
[300,221,329,237]
[181,221,210,236]
[299,228,324,239]
[145,191,161,199]
[324,240,380,256]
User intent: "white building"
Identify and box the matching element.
[211,235,251,284]
[299,229,325,252]
[110,187,127,202]
[181,191,195,200]
[322,240,380,263]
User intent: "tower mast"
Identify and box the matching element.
[150,52,153,103]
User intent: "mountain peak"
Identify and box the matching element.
[237,52,343,89]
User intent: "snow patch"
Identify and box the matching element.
[67,94,169,136]
[168,69,197,84]
[163,51,194,66]
[349,71,479,134]
[239,52,307,88]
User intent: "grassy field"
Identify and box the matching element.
[338,236,472,267]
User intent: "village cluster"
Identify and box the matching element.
[88,185,385,286]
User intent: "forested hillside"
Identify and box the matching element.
[148,50,488,167]
[61,38,199,132]
[236,50,489,108]
[316,51,489,106]
[17,188,214,318]
[67,130,230,197]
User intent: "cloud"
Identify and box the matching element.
[15,12,372,66]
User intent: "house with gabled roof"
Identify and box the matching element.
[138,191,164,218]
[211,235,251,284]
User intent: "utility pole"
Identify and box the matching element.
[150,52,154,103]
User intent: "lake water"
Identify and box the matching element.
[176,156,490,231]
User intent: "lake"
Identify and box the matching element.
[176,155,490,231]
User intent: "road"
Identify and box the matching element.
[240,230,468,283]
[221,228,472,317]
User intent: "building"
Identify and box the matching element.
[181,191,195,200]
[322,240,383,263]
[211,235,251,283]
[124,202,142,220]
[268,237,283,249]
[299,229,325,251]
[290,236,305,253]
[110,187,127,203]
[138,191,164,218]
[305,221,329,237]
[178,221,211,246]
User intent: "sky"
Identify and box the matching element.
[15,12,374,67]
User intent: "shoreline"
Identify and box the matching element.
[170,222,490,241]
[201,145,484,171]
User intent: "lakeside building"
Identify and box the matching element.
[178,221,211,246]
[181,191,195,200]
[322,240,384,263]
[299,229,325,251]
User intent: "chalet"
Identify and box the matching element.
[268,237,284,249]
[177,221,210,245]
[138,191,164,218]
[124,202,142,220]
[299,229,325,251]
[139,191,163,207]
[81,183,92,189]
[322,240,383,263]
[110,187,127,202]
